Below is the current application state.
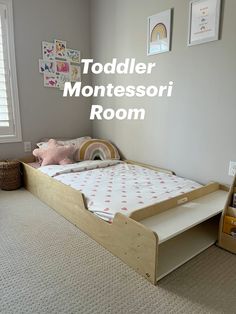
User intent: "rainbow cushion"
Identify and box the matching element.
[75,139,120,161]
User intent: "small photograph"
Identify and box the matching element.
[70,64,81,82]
[66,49,80,63]
[54,73,61,88]
[54,39,66,58]
[42,41,54,61]
[44,74,58,88]
[39,60,55,74]
[57,73,70,90]
[56,60,70,73]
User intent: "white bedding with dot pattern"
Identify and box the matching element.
[38,160,202,222]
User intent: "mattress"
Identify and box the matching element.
[34,160,202,222]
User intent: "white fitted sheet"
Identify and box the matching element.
[38,160,202,222]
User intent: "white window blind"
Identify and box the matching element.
[0,0,21,143]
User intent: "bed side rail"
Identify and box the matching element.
[124,159,175,175]
[130,182,221,221]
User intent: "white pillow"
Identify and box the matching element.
[37,136,91,149]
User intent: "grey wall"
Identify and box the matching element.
[91,0,236,185]
[0,0,92,159]
[1,0,235,185]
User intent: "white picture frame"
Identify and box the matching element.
[188,0,221,46]
[147,9,172,56]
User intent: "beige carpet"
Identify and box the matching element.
[0,189,236,314]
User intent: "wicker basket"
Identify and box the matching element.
[0,160,22,191]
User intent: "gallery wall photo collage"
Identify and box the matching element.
[39,39,81,90]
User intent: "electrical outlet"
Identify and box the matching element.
[24,141,31,152]
[228,161,236,176]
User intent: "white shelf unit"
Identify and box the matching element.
[140,189,228,281]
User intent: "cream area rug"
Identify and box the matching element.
[0,189,236,314]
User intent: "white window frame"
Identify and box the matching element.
[0,0,22,143]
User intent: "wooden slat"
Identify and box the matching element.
[130,183,220,221]
[0,112,9,120]
[124,159,175,175]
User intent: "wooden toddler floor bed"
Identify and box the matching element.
[21,157,228,285]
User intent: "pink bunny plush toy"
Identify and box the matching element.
[33,139,75,166]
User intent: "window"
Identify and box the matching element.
[0,0,21,143]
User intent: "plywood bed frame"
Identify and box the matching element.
[20,157,229,285]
